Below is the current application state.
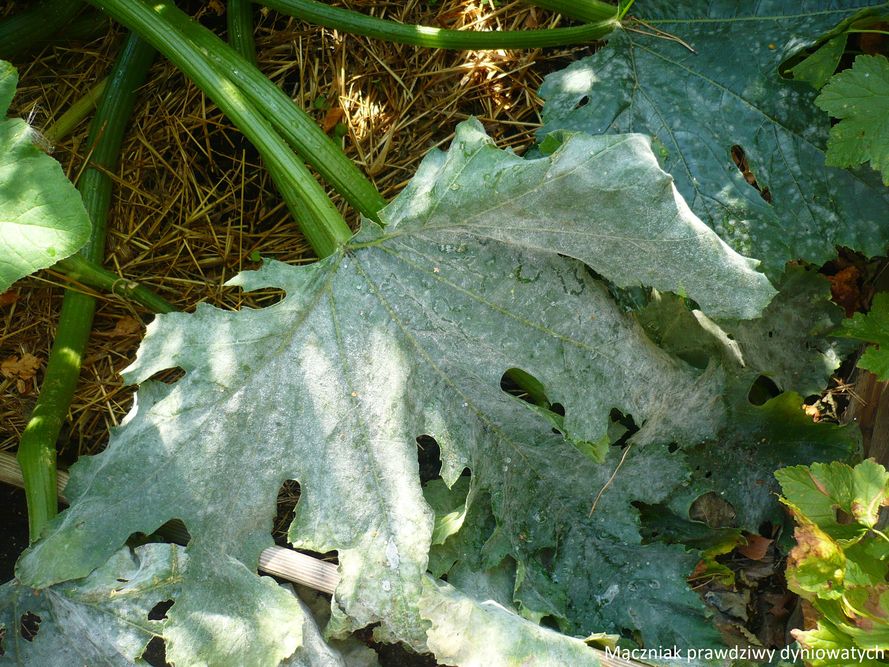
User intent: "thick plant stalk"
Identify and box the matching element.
[89,0,386,224]
[262,0,619,49]
[55,255,174,314]
[227,0,257,64]
[0,0,84,60]
[17,34,156,541]
[87,0,354,253]
[525,0,618,23]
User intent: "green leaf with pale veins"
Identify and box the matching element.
[837,292,889,380]
[12,120,767,655]
[0,543,303,666]
[0,60,91,291]
[539,1,889,276]
[776,460,889,541]
[816,54,889,184]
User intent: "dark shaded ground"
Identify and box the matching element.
[0,486,29,582]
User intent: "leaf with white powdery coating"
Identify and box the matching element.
[16,121,768,655]
[1,543,303,666]
[539,0,889,276]
[0,60,91,291]
[0,544,179,665]
[419,578,604,666]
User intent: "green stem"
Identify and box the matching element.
[0,0,85,60]
[88,0,353,255]
[44,77,108,145]
[228,0,257,64]
[524,0,618,24]
[263,0,619,49]
[618,0,635,20]
[55,255,174,314]
[126,0,386,222]
[18,34,156,542]
[848,28,889,36]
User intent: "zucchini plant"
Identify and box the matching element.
[1,1,889,664]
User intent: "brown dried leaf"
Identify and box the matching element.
[738,534,773,561]
[111,316,143,338]
[321,107,345,134]
[2,354,42,395]
[827,265,862,317]
[1,354,41,382]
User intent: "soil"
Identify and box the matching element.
[0,486,29,583]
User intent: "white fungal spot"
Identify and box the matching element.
[386,539,400,569]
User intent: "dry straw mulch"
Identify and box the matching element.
[0,1,587,471]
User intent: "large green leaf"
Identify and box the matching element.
[12,121,747,654]
[8,121,834,657]
[816,54,889,184]
[777,459,889,541]
[778,461,889,661]
[0,60,91,291]
[539,1,889,275]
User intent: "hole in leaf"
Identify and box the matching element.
[156,519,191,546]
[235,288,286,309]
[126,519,191,549]
[416,435,442,485]
[730,145,772,203]
[275,480,302,545]
[573,95,590,110]
[747,375,781,406]
[142,636,171,667]
[550,402,565,417]
[689,492,737,528]
[19,612,40,642]
[500,368,549,408]
[609,409,638,448]
[148,600,174,621]
[539,615,560,630]
[537,547,556,569]
[147,367,186,385]
[835,507,854,525]
[356,625,439,666]
[667,443,679,453]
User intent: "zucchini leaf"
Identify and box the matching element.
[539,0,889,276]
[7,121,842,660]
